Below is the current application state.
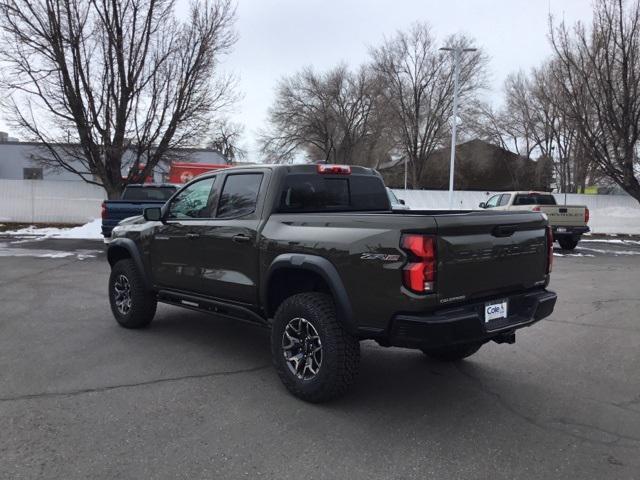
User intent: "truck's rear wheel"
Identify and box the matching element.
[108,259,157,328]
[271,292,360,402]
[558,237,579,250]
[422,342,482,362]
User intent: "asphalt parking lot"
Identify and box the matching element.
[1,236,639,479]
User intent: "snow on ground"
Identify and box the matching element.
[1,218,102,240]
[0,242,101,259]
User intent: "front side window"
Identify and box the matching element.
[485,195,500,208]
[217,173,263,219]
[167,177,216,219]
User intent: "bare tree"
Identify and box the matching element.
[370,23,487,187]
[208,118,246,163]
[472,60,600,193]
[550,0,640,203]
[259,64,388,166]
[0,0,237,198]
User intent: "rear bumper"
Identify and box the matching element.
[552,225,589,237]
[389,289,557,349]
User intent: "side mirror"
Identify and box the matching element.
[478,202,486,209]
[143,207,163,222]
[399,199,406,205]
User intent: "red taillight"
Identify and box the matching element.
[316,164,351,175]
[584,207,590,224]
[101,201,107,219]
[546,226,554,274]
[401,234,436,293]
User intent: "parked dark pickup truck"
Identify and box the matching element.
[106,164,557,402]
[101,184,177,241]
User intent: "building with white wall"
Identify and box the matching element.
[0,133,227,182]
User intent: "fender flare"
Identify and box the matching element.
[107,238,152,290]
[264,253,355,334]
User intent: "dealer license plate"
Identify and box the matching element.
[485,300,508,322]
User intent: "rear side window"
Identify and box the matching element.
[217,173,263,219]
[122,186,176,201]
[513,194,556,206]
[278,174,389,212]
[498,194,511,206]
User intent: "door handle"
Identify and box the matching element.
[232,234,251,244]
[186,233,200,240]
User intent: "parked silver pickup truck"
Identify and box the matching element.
[479,191,589,250]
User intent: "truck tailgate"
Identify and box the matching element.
[434,212,548,301]
[538,205,586,227]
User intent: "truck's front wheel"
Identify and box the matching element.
[271,293,360,402]
[108,259,157,329]
[422,342,482,362]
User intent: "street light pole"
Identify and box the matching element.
[440,46,476,209]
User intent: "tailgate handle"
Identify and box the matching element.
[559,208,567,213]
[492,225,518,237]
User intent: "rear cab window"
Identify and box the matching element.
[278,174,389,212]
[513,193,557,206]
[121,186,176,201]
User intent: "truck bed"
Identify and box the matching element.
[262,208,549,331]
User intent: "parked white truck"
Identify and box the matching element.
[479,191,590,250]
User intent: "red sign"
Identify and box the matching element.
[168,162,230,184]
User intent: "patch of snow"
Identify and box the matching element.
[0,242,100,259]
[1,218,102,240]
[578,247,640,256]
[581,239,640,245]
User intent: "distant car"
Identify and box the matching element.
[101,184,178,241]
[479,191,590,250]
[387,188,410,210]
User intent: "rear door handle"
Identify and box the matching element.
[186,233,200,240]
[232,234,251,244]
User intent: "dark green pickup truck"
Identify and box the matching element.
[106,164,557,402]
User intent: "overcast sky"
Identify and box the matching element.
[1,0,593,157]
[225,0,592,157]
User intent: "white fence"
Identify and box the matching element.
[0,180,638,233]
[0,179,105,224]
[392,189,640,234]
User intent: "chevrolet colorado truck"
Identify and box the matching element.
[101,184,178,241]
[107,164,557,402]
[479,191,589,250]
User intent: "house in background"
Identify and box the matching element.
[0,132,227,183]
[380,139,552,192]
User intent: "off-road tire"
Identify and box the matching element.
[422,342,482,362]
[558,237,579,251]
[109,259,157,329]
[271,292,360,402]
